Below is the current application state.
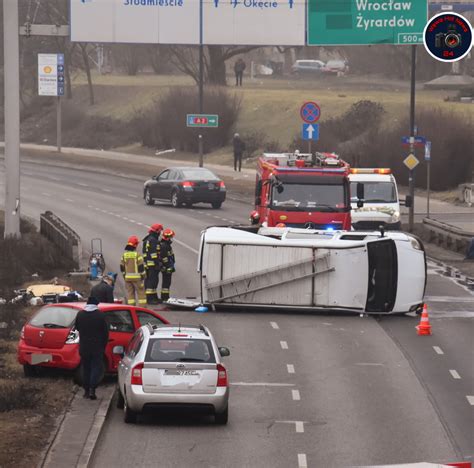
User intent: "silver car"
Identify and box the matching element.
[115,324,230,424]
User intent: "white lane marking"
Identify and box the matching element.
[292,390,301,401]
[173,238,199,255]
[221,218,229,222]
[49,176,60,181]
[129,219,136,223]
[280,341,288,350]
[212,215,220,219]
[433,346,444,355]
[127,194,138,198]
[425,296,474,303]
[65,198,74,202]
[449,370,461,380]
[429,311,474,319]
[295,422,304,433]
[287,364,295,374]
[231,382,295,387]
[356,363,384,367]
[322,322,332,326]
[41,192,51,197]
[298,454,307,468]
[77,183,88,187]
[102,188,112,192]
[467,396,474,405]
[270,321,279,329]
[122,217,129,221]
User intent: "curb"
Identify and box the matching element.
[77,385,115,468]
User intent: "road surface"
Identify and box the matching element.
[0,158,472,467]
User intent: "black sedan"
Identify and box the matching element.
[143,167,226,209]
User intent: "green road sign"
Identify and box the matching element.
[307,0,427,45]
[186,114,219,128]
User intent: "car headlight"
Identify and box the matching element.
[410,237,422,251]
[65,328,80,344]
[391,211,400,222]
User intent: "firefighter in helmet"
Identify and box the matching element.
[158,229,176,302]
[120,236,146,306]
[142,223,163,304]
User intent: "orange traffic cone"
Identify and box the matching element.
[416,304,432,336]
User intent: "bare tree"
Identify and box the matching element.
[78,43,94,105]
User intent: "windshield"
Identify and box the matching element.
[181,169,219,181]
[29,306,79,329]
[271,183,347,212]
[146,338,216,363]
[351,182,397,203]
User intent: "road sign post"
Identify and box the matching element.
[425,141,432,218]
[300,102,321,154]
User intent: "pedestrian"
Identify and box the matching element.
[234,58,246,86]
[90,274,115,304]
[159,229,176,302]
[233,133,246,172]
[120,236,146,306]
[142,223,163,304]
[75,296,109,400]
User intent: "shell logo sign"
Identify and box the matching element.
[43,66,53,74]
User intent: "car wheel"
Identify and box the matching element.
[116,386,125,409]
[215,406,228,425]
[211,202,222,209]
[23,364,37,377]
[124,394,138,424]
[144,188,155,206]
[171,190,182,208]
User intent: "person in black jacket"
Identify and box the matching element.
[142,223,163,304]
[75,297,109,400]
[90,274,115,303]
[159,229,176,302]
[233,133,246,172]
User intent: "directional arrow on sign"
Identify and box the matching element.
[302,123,319,141]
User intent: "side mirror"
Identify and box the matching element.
[218,347,230,357]
[357,200,364,208]
[404,195,413,208]
[356,182,365,201]
[112,345,125,356]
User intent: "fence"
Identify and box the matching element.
[40,211,82,269]
[422,217,474,255]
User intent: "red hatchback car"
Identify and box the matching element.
[18,303,169,380]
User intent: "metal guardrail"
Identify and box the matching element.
[422,217,474,254]
[40,211,82,269]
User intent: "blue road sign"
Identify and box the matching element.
[302,123,319,141]
[425,141,431,161]
[401,136,426,146]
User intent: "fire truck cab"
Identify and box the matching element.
[253,152,352,230]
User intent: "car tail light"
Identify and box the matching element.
[181,181,196,188]
[65,328,80,344]
[218,181,226,190]
[131,363,144,385]
[216,364,228,387]
[20,326,25,340]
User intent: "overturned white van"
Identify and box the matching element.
[198,227,426,315]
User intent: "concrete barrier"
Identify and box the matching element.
[40,211,82,269]
[422,217,474,255]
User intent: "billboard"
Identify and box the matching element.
[70,0,305,46]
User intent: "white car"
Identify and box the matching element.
[115,324,230,424]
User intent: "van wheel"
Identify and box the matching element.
[23,364,37,377]
[215,406,228,425]
[116,387,125,409]
[124,395,138,424]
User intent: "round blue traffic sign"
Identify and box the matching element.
[300,102,321,124]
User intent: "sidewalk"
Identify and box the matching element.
[40,384,114,468]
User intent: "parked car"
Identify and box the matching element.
[323,59,349,75]
[291,60,325,76]
[144,167,226,209]
[17,303,169,382]
[115,323,230,424]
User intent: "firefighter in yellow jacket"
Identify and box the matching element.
[120,236,146,306]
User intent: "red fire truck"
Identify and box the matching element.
[251,152,352,230]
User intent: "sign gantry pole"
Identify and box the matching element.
[3,0,21,238]
[198,0,204,168]
[408,45,417,233]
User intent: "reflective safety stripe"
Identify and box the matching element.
[151,253,158,258]
[138,299,147,304]
[145,289,156,294]
[125,274,142,280]
[161,289,169,293]
[146,261,155,266]
[127,299,136,305]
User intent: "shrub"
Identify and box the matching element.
[133,87,241,153]
[0,381,41,412]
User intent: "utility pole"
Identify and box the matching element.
[3,0,21,238]
[408,45,417,233]
[198,0,204,168]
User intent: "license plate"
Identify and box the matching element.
[208,183,215,190]
[165,369,199,376]
[31,353,52,365]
